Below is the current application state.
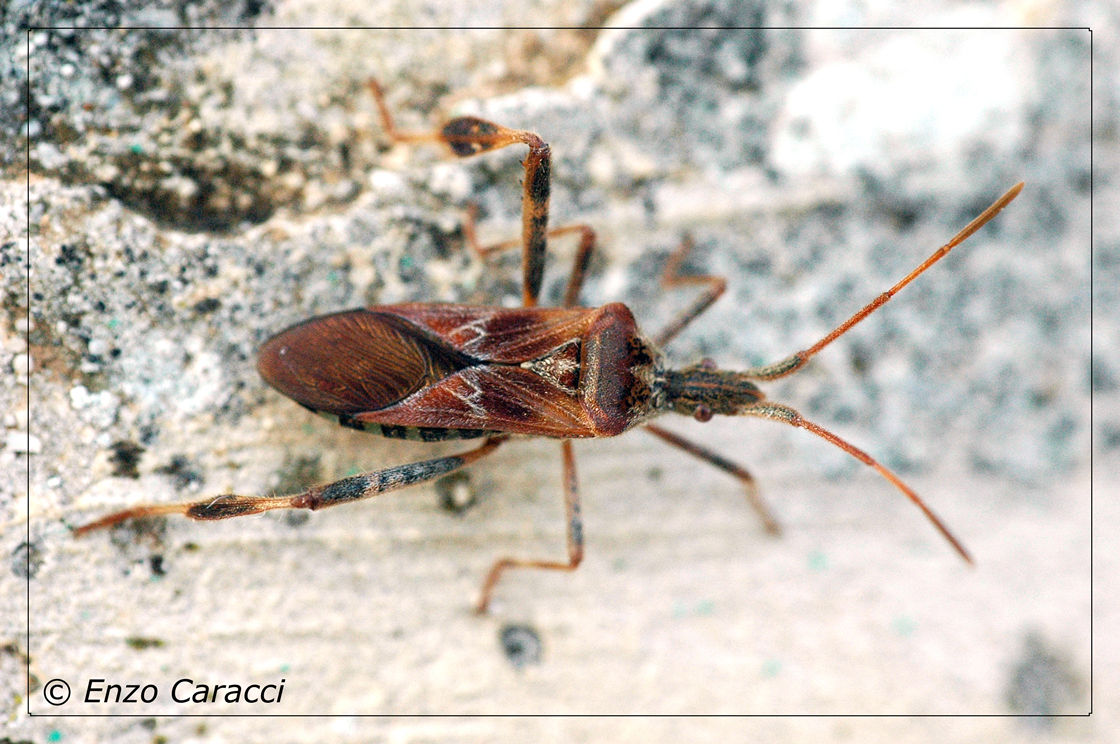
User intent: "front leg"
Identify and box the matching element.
[643,423,780,535]
[650,234,728,348]
[461,203,597,308]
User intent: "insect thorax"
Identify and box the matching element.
[578,303,663,436]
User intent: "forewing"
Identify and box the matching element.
[383,303,595,363]
[353,366,597,438]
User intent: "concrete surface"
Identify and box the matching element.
[2,0,1109,742]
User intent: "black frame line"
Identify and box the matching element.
[19,21,1093,721]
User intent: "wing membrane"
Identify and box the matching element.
[258,309,473,415]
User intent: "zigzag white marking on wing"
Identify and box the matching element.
[451,316,491,356]
[451,369,488,418]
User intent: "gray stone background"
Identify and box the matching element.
[1,0,1111,741]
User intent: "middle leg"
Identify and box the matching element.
[461,203,597,307]
[475,440,584,614]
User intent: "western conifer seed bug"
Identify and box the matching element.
[75,80,1024,614]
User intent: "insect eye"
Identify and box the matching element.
[693,404,713,422]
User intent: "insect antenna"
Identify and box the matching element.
[739,400,973,563]
[743,182,1024,382]
[723,183,1025,563]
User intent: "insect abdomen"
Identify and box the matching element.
[325,411,489,441]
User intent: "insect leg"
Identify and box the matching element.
[742,182,1024,382]
[558,225,597,308]
[738,400,972,563]
[367,78,444,146]
[461,204,597,307]
[475,440,583,614]
[650,234,728,348]
[368,78,551,307]
[643,424,780,535]
[73,436,507,535]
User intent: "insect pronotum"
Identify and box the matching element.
[75,79,1024,614]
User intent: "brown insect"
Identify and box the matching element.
[75,80,1024,614]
